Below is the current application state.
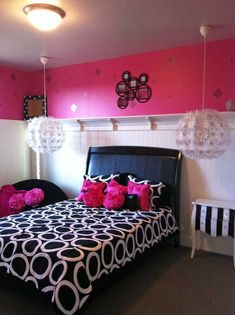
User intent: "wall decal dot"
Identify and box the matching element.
[46,75,52,82]
[95,68,101,76]
[11,74,16,80]
[213,88,223,98]
[167,56,176,64]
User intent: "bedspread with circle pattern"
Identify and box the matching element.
[0,199,178,315]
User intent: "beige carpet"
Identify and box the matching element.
[0,246,234,315]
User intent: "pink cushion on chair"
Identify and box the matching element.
[127,181,150,210]
[9,193,26,213]
[0,185,27,217]
[25,188,45,207]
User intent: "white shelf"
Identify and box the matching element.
[61,111,235,132]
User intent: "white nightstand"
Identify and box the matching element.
[190,198,235,267]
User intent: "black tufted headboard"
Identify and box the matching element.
[85,146,182,238]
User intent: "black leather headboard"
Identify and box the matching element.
[86,146,182,225]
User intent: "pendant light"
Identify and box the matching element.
[25,57,65,179]
[176,25,231,160]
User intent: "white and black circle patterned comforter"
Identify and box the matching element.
[0,199,178,315]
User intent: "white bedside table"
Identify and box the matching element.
[190,198,235,267]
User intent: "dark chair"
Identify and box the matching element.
[13,179,68,209]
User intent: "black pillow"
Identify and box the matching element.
[123,194,139,210]
[117,173,136,186]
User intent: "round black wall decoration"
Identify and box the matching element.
[116,71,152,109]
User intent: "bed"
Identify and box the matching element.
[0,145,182,315]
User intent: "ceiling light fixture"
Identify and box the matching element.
[23,3,66,31]
[176,25,231,160]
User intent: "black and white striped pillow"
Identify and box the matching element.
[127,175,172,209]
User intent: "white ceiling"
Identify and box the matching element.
[1,0,235,71]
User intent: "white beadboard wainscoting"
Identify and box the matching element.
[40,113,235,258]
[0,119,30,187]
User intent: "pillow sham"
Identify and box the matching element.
[127,181,150,211]
[84,173,120,183]
[127,175,172,208]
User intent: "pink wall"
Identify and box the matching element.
[1,38,235,120]
[0,65,31,120]
[29,38,235,118]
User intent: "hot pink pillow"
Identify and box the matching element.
[25,188,44,207]
[83,186,104,207]
[105,179,127,195]
[0,185,27,217]
[103,180,127,209]
[9,193,26,213]
[127,181,150,210]
[76,181,106,202]
[103,190,125,209]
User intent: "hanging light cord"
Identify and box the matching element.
[43,61,47,115]
[202,34,207,110]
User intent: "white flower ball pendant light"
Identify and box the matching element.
[25,57,65,179]
[176,25,231,160]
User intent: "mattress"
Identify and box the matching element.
[0,199,178,315]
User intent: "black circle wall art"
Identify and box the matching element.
[116,71,152,109]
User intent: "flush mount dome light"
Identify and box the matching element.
[23,3,66,31]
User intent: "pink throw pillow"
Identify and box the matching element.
[83,186,104,207]
[9,193,26,214]
[25,188,45,207]
[127,181,150,211]
[103,190,125,209]
[76,181,106,202]
[105,179,127,195]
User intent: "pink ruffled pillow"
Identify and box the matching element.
[8,193,26,214]
[83,186,104,208]
[103,190,125,209]
[105,179,127,194]
[76,181,106,202]
[127,181,150,211]
[102,180,127,210]
[25,188,45,207]
[0,185,27,217]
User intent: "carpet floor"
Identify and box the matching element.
[0,246,234,315]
